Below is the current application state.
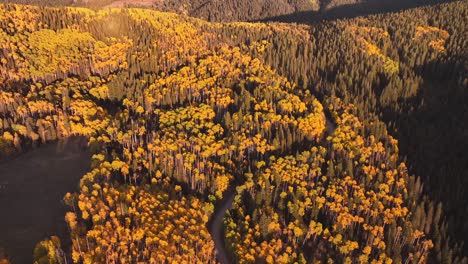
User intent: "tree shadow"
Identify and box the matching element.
[256,0,457,24]
[382,55,468,254]
[0,137,90,264]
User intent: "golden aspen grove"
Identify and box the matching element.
[0,1,467,264]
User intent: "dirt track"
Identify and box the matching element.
[208,116,336,263]
[208,189,236,264]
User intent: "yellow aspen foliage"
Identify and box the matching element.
[0,3,451,264]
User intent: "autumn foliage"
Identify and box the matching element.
[0,1,466,263]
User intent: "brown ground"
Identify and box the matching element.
[0,138,89,264]
[103,0,160,8]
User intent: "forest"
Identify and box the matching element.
[0,0,466,263]
[0,0,454,22]
[0,0,320,21]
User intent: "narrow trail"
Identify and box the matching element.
[208,188,236,264]
[208,116,336,264]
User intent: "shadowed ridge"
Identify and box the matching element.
[256,0,457,24]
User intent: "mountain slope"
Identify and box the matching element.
[0,0,454,22]
[0,0,320,20]
[0,1,466,264]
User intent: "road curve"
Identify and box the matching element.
[208,116,336,264]
[208,188,236,264]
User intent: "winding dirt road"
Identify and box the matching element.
[208,116,336,263]
[208,188,236,264]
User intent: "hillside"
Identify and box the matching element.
[0,0,320,21]
[0,1,467,264]
[0,0,455,22]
